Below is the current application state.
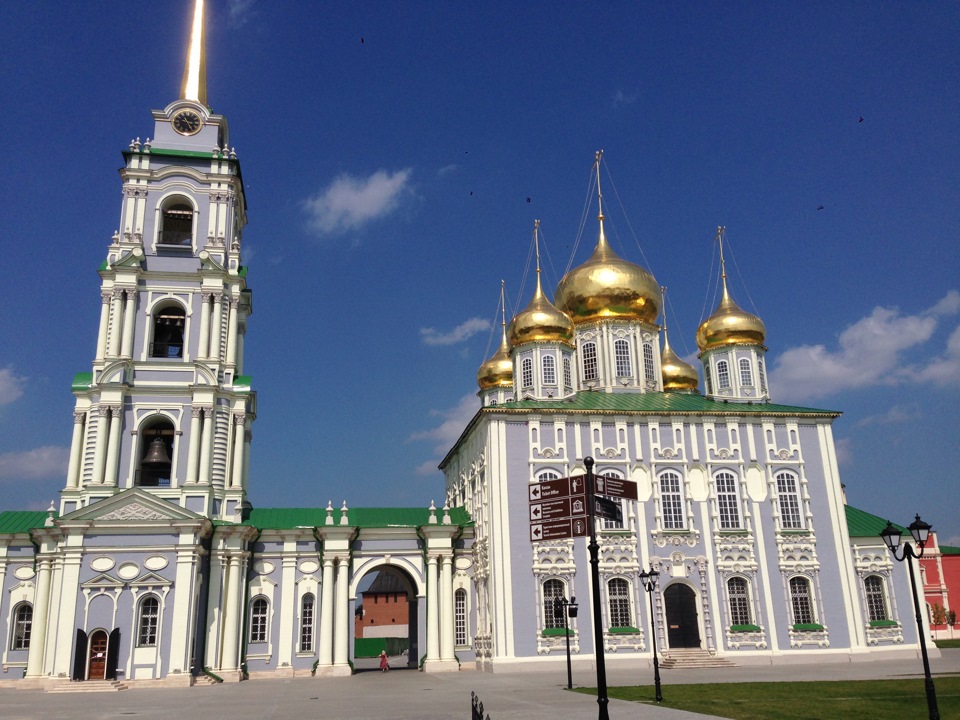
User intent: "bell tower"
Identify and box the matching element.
[61,0,256,520]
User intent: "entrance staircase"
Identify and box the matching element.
[47,680,128,693]
[659,649,736,669]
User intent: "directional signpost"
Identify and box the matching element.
[529,477,588,542]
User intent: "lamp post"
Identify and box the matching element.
[554,595,579,689]
[585,456,609,720]
[638,565,662,703]
[880,515,939,720]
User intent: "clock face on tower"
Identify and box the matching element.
[172,109,203,136]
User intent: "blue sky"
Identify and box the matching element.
[1,2,958,544]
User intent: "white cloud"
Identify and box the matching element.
[856,404,921,428]
[420,318,491,346]
[226,0,256,28]
[770,291,958,402]
[438,164,459,176]
[834,437,853,466]
[304,169,413,237]
[0,446,69,481]
[0,367,26,405]
[409,393,480,474]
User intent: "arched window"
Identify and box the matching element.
[581,342,598,382]
[137,596,160,647]
[137,419,174,487]
[250,596,269,643]
[643,342,655,382]
[11,602,32,651]
[757,357,767,393]
[543,579,566,629]
[159,200,194,246]
[521,357,533,388]
[775,472,803,529]
[659,471,685,529]
[614,340,632,377]
[455,588,468,646]
[542,355,556,385]
[151,305,186,358]
[715,471,741,529]
[563,357,572,389]
[607,578,632,629]
[727,577,751,626]
[537,470,560,482]
[716,360,731,389]
[299,593,315,652]
[789,577,815,625]
[864,576,888,622]
[739,358,753,386]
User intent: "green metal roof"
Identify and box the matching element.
[845,505,903,537]
[233,375,253,393]
[498,392,838,416]
[72,372,93,391]
[940,545,960,556]
[241,507,472,530]
[0,511,51,534]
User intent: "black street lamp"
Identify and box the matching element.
[584,457,609,720]
[638,565,662,703]
[553,595,579,689]
[880,515,939,720]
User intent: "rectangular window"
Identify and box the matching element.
[715,472,741,529]
[12,604,32,651]
[716,360,731,389]
[455,589,468,646]
[789,577,814,624]
[582,343,598,381]
[601,496,624,529]
[864,576,888,622]
[543,579,566,629]
[250,597,268,643]
[659,472,685,529]
[542,355,556,385]
[563,357,572,389]
[776,473,803,529]
[521,357,533,388]
[300,594,315,652]
[615,340,632,377]
[739,358,753,386]
[607,578,632,628]
[138,597,159,647]
[643,342,655,382]
[758,357,767,393]
[727,577,752,626]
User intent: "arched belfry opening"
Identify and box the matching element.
[352,566,420,671]
[137,418,174,487]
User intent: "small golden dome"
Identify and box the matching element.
[661,342,699,392]
[696,286,766,351]
[508,282,575,347]
[477,329,514,389]
[554,220,660,325]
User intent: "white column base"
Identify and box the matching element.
[422,659,460,673]
[313,665,353,677]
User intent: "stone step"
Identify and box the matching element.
[659,650,737,669]
[47,680,128,693]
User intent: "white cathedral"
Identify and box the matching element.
[0,2,931,687]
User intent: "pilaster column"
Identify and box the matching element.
[318,558,335,667]
[184,407,203,485]
[426,554,439,661]
[198,407,214,485]
[107,288,124,357]
[197,292,211,359]
[210,293,223,361]
[102,405,123,487]
[440,554,455,661]
[120,289,137,358]
[95,293,111,361]
[220,554,241,672]
[230,414,246,488]
[242,428,252,491]
[25,557,53,677]
[333,558,350,667]
[66,412,86,489]
[226,297,239,366]
[91,406,110,485]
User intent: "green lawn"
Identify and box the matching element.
[936,638,960,649]
[574,677,960,719]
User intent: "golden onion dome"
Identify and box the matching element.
[661,339,699,392]
[477,328,514,389]
[696,284,766,351]
[508,280,575,347]
[554,219,660,325]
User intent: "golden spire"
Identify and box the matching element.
[659,286,699,392]
[696,227,767,351]
[477,280,515,389]
[509,221,575,347]
[180,0,208,105]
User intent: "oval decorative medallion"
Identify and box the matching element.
[90,556,115,572]
[117,562,140,580]
[252,560,275,575]
[13,565,36,580]
[455,557,473,571]
[299,560,319,574]
[144,555,168,571]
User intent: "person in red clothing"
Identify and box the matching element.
[379,651,390,672]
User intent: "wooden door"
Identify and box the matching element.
[88,630,108,680]
[664,584,701,648]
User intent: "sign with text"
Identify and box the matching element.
[594,474,638,500]
[528,475,589,542]
[530,516,589,542]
